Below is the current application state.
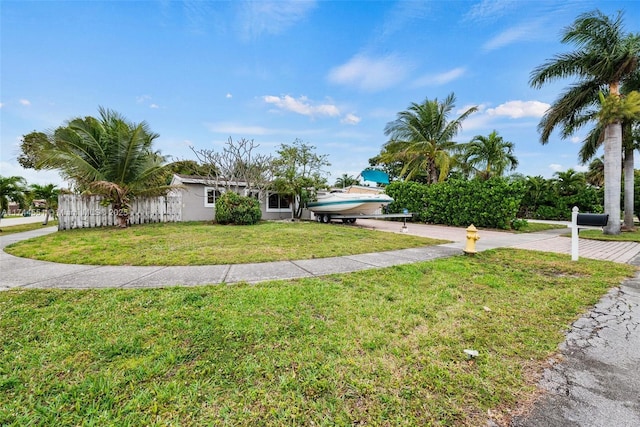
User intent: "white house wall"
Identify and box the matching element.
[176,182,310,221]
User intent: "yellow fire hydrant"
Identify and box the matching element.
[464,224,480,255]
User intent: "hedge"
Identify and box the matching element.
[385,178,526,230]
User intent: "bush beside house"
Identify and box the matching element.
[214,192,262,225]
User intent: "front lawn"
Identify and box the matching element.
[578,227,640,242]
[0,249,634,426]
[4,221,446,266]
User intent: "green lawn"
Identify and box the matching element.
[4,221,446,266]
[578,227,640,242]
[0,249,634,426]
[514,222,566,233]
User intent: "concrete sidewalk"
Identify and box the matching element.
[2,220,640,290]
[0,225,464,290]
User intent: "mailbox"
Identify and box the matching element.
[576,213,609,227]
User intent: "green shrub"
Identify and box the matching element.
[215,192,262,225]
[386,178,526,230]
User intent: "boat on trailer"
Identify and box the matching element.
[307,187,393,223]
[307,170,410,224]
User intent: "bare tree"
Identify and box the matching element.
[190,137,274,196]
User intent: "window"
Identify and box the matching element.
[244,189,261,200]
[204,187,223,207]
[267,193,290,212]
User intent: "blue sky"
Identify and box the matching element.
[2,0,639,187]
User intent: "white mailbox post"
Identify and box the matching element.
[569,206,609,261]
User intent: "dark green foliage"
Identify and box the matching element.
[518,175,603,220]
[386,178,526,229]
[214,192,261,225]
[385,181,431,222]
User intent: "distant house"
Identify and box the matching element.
[170,174,299,222]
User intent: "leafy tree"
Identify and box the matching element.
[165,160,214,180]
[271,139,330,219]
[529,9,640,234]
[17,132,49,170]
[457,130,518,179]
[0,175,27,217]
[29,183,59,225]
[31,107,171,227]
[379,93,477,183]
[334,174,360,188]
[190,137,273,195]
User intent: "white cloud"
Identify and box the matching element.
[226,93,233,99]
[548,163,563,172]
[341,113,361,125]
[263,95,340,118]
[486,100,549,118]
[574,164,588,172]
[136,95,151,104]
[327,54,409,92]
[482,21,543,51]
[19,99,31,106]
[0,102,4,109]
[150,104,160,109]
[413,67,466,87]
[464,0,518,22]
[570,136,582,144]
[238,0,317,40]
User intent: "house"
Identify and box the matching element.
[170,174,300,222]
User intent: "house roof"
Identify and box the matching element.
[170,174,249,187]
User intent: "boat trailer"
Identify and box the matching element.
[313,212,413,225]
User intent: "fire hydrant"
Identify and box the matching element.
[464,224,480,255]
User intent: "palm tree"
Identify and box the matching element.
[334,174,360,188]
[381,93,477,183]
[29,183,59,225]
[579,73,640,229]
[36,107,172,227]
[0,175,27,217]
[554,168,586,196]
[530,10,640,234]
[585,157,605,188]
[458,130,518,180]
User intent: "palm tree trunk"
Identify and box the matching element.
[603,122,622,235]
[623,144,635,230]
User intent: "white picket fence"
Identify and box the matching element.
[57,194,182,230]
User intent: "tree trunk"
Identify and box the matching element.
[603,122,622,235]
[623,144,635,230]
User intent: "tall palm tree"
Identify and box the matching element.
[458,130,518,180]
[530,10,640,234]
[29,183,59,225]
[579,71,640,229]
[36,107,172,227]
[381,93,477,183]
[0,175,27,216]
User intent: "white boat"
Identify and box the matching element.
[307,189,393,220]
